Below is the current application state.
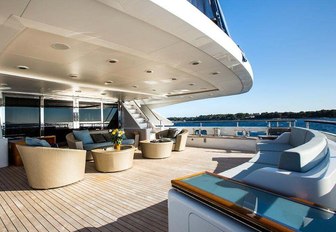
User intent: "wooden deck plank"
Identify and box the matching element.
[0,147,252,231]
[2,167,64,232]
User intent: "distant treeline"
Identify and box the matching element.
[168,110,336,122]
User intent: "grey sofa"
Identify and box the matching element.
[66,129,139,160]
[155,128,189,151]
[220,127,336,210]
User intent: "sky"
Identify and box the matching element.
[156,0,336,117]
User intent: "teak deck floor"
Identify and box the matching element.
[0,147,253,232]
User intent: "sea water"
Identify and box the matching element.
[173,118,336,135]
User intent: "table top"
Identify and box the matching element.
[92,145,134,153]
[140,139,173,144]
[172,172,336,232]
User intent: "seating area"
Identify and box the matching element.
[66,129,139,159]
[219,127,336,209]
[14,128,188,190]
[155,128,189,151]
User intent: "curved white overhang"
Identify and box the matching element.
[0,0,253,107]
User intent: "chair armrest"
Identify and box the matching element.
[133,133,140,148]
[68,140,84,150]
[175,130,189,151]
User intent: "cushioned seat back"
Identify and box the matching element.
[279,136,329,172]
[289,127,307,147]
[305,130,318,143]
[73,130,94,144]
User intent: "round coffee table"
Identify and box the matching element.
[91,145,135,172]
[140,140,173,159]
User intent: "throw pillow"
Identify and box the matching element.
[73,130,94,144]
[25,137,51,147]
[167,128,181,138]
[91,134,106,143]
[103,133,113,142]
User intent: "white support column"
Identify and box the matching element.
[40,96,44,136]
[73,98,79,129]
[101,101,104,129]
[0,92,4,138]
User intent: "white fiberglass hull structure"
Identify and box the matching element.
[0,0,253,108]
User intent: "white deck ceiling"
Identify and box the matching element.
[0,0,253,108]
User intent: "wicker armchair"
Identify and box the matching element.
[155,128,189,151]
[17,145,86,189]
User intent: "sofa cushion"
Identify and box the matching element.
[305,130,316,143]
[91,134,106,143]
[122,139,135,145]
[25,137,51,147]
[279,137,328,172]
[103,133,112,142]
[249,151,282,166]
[159,138,173,143]
[73,130,94,144]
[257,143,293,152]
[219,162,270,181]
[289,127,307,147]
[167,128,181,138]
[83,142,113,151]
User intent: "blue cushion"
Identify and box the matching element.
[122,139,134,145]
[25,137,51,147]
[83,142,113,151]
[73,130,94,145]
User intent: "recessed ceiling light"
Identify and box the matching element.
[171,78,177,81]
[145,70,153,74]
[105,80,114,85]
[69,74,79,79]
[132,85,138,88]
[189,83,195,86]
[211,71,220,75]
[108,59,118,64]
[51,43,70,50]
[191,61,201,65]
[17,65,29,70]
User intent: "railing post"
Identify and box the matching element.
[306,121,310,129]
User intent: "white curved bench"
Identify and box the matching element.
[220,127,336,210]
